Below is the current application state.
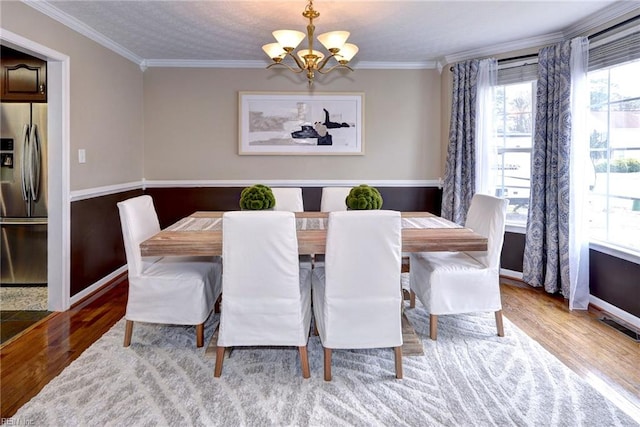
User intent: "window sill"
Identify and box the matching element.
[589,241,640,265]
[505,223,526,234]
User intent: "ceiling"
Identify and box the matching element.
[25,1,640,69]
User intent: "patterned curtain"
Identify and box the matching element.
[441,60,479,224]
[523,38,590,309]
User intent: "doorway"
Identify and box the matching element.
[0,29,71,318]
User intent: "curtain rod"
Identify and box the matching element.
[588,13,640,40]
[449,54,538,71]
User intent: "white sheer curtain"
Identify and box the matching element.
[569,37,590,310]
[475,58,498,195]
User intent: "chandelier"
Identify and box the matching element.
[262,0,358,86]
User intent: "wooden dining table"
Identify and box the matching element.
[139,210,488,357]
[140,211,487,257]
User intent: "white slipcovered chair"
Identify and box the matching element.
[312,210,403,381]
[117,195,222,348]
[409,194,509,340]
[269,187,312,266]
[214,211,313,378]
[320,187,351,212]
[271,187,304,212]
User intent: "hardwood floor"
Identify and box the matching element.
[1,276,639,421]
[0,277,127,419]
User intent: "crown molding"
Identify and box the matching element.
[22,0,144,66]
[355,61,437,70]
[563,2,640,39]
[23,0,640,72]
[143,59,269,69]
[444,3,640,66]
[143,59,435,70]
[444,32,565,65]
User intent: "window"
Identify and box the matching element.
[587,58,640,252]
[492,80,536,225]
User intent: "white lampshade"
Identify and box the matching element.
[297,49,325,64]
[272,30,306,50]
[317,31,350,51]
[338,43,359,62]
[262,43,285,59]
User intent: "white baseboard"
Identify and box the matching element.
[589,295,640,331]
[69,266,127,306]
[500,269,523,280]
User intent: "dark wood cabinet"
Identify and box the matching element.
[1,46,47,102]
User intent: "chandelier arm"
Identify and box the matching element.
[316,63,354,75]
[287,50,307,71]
[267,62,305,74]
[316,53,336,72]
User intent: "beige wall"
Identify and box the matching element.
[143,67,442,181]
[1,2,144,191]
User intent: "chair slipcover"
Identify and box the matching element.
[320,187,351,212]
[117,195,222,341]
[215,211,312,377]
[271,187,304,212]
[312,210,403,379]
[409,194,508,337]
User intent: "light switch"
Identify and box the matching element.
[78,149,86,164]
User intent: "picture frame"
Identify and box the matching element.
[238,91,364,155]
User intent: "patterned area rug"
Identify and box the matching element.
[9,299,638,426]
[0,287,47,311]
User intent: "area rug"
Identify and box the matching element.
[0,287,47,311]
[9,299,638,426]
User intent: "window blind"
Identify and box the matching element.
[497,62,538,85]
[589,30,640,71]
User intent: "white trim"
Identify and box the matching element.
[143,59,436,70]
[70,181,143,202]
[21,1,640,72]
[445,3,640,65]
[22,0,144,66]
[589,295,640,331]
[500,269,523,280]
[564,3,640,39]
[355,61,437,70]
[505,223,526,234]
[144,59,268,69]
[142,179,442,188]
[69,266,127,306]
[444,32,564,65]
[589,241,640,266]
[0,28,72,312]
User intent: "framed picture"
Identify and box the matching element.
[238,92,364,155]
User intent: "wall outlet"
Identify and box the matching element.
[78,149,86,164]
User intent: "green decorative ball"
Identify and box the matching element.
[239,184,276,210]
[345,185,383,210]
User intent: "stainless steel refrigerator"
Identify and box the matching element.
[0,102,48,286]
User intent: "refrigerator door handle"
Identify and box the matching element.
[29,124,41,201]
[20,123,31,203]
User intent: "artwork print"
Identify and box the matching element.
[239,92,364,155]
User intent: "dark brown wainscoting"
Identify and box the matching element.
[590,250,640,318]
[501,231,526,272]
[70,189,143,297]
[69,186,443,297]
[145,186,443,228]
[69,186,639,320]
